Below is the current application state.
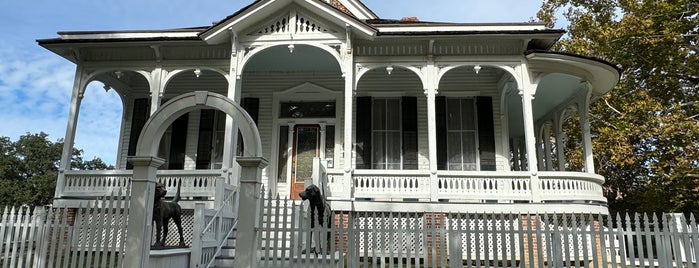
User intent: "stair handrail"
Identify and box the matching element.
[191,178,239,268]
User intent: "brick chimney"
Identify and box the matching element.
[401,16,420,22]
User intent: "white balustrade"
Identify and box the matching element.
[538,172,607,203]
[352,170,431,200]
[436,171,533,201]
[59,169,225,200]
[325,170,605,205]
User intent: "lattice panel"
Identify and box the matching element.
[76,208,195,248]
[448,214,520,260]
[156,209,194,247]
[543,214,595,259]
[354,212,424,255]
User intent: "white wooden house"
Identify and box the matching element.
[39,0,618,223]
[37,0,621,266]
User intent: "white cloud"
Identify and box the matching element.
[0,48,121,165]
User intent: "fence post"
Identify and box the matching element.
[236,157,268,268]
[190,203,205,268]
[214,177,225,210]
[123,156,165,268]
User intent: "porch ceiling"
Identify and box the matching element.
[243,44,341,72]
[507,73,583,137]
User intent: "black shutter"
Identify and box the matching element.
[237,98,260,156]
[168,113,189,169]
[436,96,447,170]
[242,97,260,124]
[477,96,496,171]
[196,110,215,169]
[126,98,150,169]
[402,96,418,170]
[355,96,372,169]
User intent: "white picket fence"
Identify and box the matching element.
[257,194,699,268]
[0,190,129,268]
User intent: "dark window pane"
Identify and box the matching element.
[280,101,336,118]
[447,99,461,130]
[386,99,401,130]
[461,99,475,130]
[372,99,386,130]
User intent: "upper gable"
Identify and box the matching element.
[201,0,376,45]
[241,4,344,43]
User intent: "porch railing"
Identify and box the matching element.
[190,178,239,268]
[56,169,226,200]
[325,169,606,204]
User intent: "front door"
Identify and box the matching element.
[290,125,320,200]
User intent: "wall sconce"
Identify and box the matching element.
[288,44,295,53]
[473,65,482,74]
[114,71,123,79]
[194,68,202,78]
[386,65,394,75]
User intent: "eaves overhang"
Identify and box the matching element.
[525,50,621,97]
[200,0,377,44]
[336,0,378,20]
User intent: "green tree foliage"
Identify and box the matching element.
[538,0,699,215]
[0,132,114,207]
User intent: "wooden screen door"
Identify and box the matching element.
[290,125,320,200]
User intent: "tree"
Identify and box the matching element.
[538,0,699,215]
[0,132,114,207]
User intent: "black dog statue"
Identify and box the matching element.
[299,184,331,255]
[152,182,185,248]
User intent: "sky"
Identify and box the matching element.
[0,0,557,165]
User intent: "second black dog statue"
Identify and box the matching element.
[299,184,331,254]
[152,182,185,248]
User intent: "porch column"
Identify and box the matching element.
[124,156,165,268]
[519,64,541,202]
[424,62,439,201]
[223,32,243,184]
[536,123,545,171]
[149,67,166,115]
[554,114,566,171]
[56,66,87,198]
[543,124,553,171]
[342,40,354,199]
[235,157,268,268]
[579,83,595,173]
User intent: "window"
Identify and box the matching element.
[446,98,478,171]
[280,101,335,118]
[437,96,496,171]
[355,96,418,170]
[372,98,402,169]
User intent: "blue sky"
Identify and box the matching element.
[0,0,552,165]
